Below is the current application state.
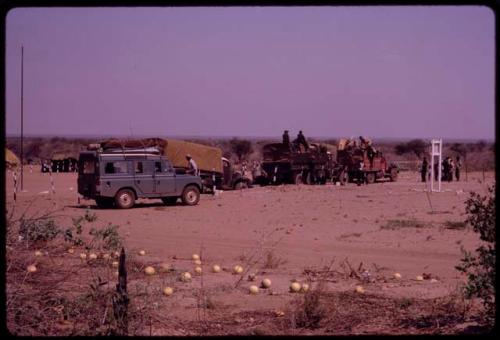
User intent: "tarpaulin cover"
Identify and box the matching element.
[163,139,223,173]
[99,138,222,173]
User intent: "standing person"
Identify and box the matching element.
[448,158,455,182]
[186,154,198,176]
[356,159,365,186]
[421,157,428,182]
[434,162,439,181]
[282,130,290,147]
[442,158,449,181]
[455,156,462,181]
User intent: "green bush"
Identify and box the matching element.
[455,184,495,326]
[19,218,60,242]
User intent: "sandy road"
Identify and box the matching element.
[5,169,494,304]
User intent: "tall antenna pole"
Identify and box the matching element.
[20,45,24,190]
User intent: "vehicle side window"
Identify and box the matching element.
[155,161,162,173]
[104,161,128,174]
[163,160,174,173]
[134,161,143,174]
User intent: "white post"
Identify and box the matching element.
[430,139,442,192]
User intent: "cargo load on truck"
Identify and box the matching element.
[99,138,223,173]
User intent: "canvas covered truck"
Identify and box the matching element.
[96,138,252,193]
[336,138,399,184]
[258,142,346,185]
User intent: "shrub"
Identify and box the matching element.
[455,184,495,326]
[19,218,60,242]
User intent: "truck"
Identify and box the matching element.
[258,142,346,185]
[97,138,252,193]
[336,138,399,184]
[77,145,202,209]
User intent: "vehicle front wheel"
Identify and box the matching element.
[115,189,135,209]
[339,170,349,186]
[181,185,200,206]
[161,197,178,205]
[365,172,376,184]
[390,168,398,182]
[234,181,249,190]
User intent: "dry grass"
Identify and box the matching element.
[381,219,427,230]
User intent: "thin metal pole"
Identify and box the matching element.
[20,46,24,191]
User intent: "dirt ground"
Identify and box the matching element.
[5,169,494,335]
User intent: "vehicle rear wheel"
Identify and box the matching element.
[95,197,114,209]
[115,189,135,209]
[390,168,398,182]
[234,181,248,190]
[161,197,178,205]
[181,185,200,206]
[365,172,376,184]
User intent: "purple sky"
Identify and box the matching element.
[5,6,495,140]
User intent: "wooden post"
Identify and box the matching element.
[113,248,129,335]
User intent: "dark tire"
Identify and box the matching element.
[181,185,200,206]
[339,170,349,186]
[390,168,398,182]
[115,189,135,209]
[95,197,114,209]
[161,197,178,205]
[234,181,249,190]
[366,172,376,184]
[294,172,304,185]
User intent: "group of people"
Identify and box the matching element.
[282,130,309,152]
[420,156,462,182]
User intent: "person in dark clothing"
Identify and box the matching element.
[296,130,309,151]
[442,157,449,181]
[455,156,462,181]
[421,157,428,182]
[282,130,290,149]
[367,145,375,168]
[356,159,365,186]
[434,162,439,181]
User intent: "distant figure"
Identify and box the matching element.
[356,159,365,186]
[295,130,309,151]
[434,162,439,181]
[186,154,198,176]
[455,156,462,181]
[448,158,454,182]
[282,130,290,149]
[421,157,428,182]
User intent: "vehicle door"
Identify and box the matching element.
[101,159,131,197]
[154,159,177,195]
[133,160,155,195]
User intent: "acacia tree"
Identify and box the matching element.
[394,139,427,159]
[456,184,495,327]
[229,138,253,162]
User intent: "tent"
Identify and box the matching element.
[5,148,20,168]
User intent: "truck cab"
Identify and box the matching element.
[77,149,202,209]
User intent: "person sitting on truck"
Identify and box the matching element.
[295,130,309,152]
[186,154,198,176]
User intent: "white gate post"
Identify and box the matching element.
[430,139,442,192]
